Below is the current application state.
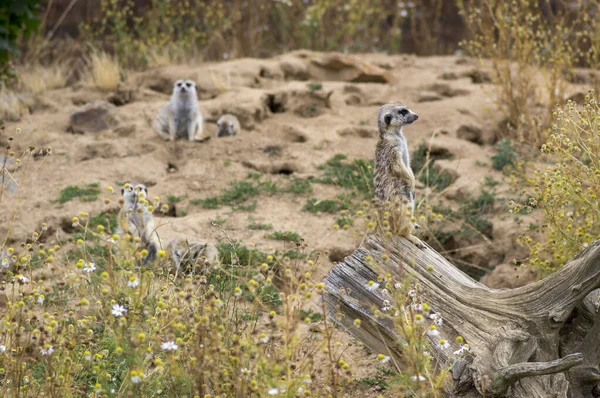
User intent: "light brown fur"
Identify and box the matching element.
[373,103,423,248]
[117,183,161,263]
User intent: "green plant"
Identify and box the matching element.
[314,154,373,198]
[0,0,41,78]
[412,141,453,190]
[56,183,101,204]
[265,231,302,244]
[457,0,595,144]
[303,197,349,214]
[491,139,517,171]
[307,82,322,91]
[167,194,187,203]
[516,92,600,275]
[248,222,273,231]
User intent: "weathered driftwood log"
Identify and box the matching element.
[321,234,600,397]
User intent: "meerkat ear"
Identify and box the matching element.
[384,114,392,125]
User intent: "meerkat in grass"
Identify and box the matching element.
[117,183,161,263]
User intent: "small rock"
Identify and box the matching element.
[467,69,492,84]
[68,100,119,134]
[457,124,484,145]
[428,83,469,98]
[418,91,443,103]
[114,124,136,137]
[279,124,309,143]
[439,71,459,80]
[328,247,354,263]
[309,53,394,84]
[107,87,136,106]
[345,94,362,106]
[279,56,310,81]
[567,92,586,104]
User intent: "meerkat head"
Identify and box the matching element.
[378,103,418,137]
[121,183,148,207]
[172,79,197,97]
[216,114,237,137]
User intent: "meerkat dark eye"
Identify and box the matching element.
[185,82,192,88]
[176,82,182,87]
[399,108,409,116]
[384,114,393,125]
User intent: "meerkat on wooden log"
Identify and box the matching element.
[373,103,423,248]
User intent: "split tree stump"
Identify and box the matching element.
[321,234,600,397]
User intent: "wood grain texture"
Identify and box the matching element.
[321,234,600,397]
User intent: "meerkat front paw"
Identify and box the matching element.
[408,234,426,250]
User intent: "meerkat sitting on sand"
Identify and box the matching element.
[373,103,424,248]
[117,183,161,264]
[216,114,241,137]
[153,79,205,142]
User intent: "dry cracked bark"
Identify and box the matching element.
[320,234,600,397]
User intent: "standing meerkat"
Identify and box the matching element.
[117,183,161,264]
[216,114,241,137]
[374,103,423,247]
[153,79,205,142]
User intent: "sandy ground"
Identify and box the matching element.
[3,50,591,394]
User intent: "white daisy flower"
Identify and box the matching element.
[0,345,6,353]
[439,339,451,350]
[1,258,9,268]
[453,344,470,356]
[427,327,440,338]
[379,355,391,364]
[161,341,178,351]
[131,375,142,384]
[394,282,402,289]
[127,278,140,288]
[111,304,127,317]
[17,274,29,282]
[367,281,380,291]
[234,287,242,297]
[40,345,54,356]
[241,368,250,377]
[82,262,96,273]
[260,334,269,344]
[85,353,92,361]
[411,375,426,381]
[412,303,423,312]
[430,313,443,326]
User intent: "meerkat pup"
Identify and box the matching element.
[117,183,161,264]
[153,79,204,142]
[167,238,219,276]
[374,103,423,247]
[216,114,241,137]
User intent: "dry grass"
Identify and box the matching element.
[16,64,68,94]
[0,84,28,121]
[86,51,121,91]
